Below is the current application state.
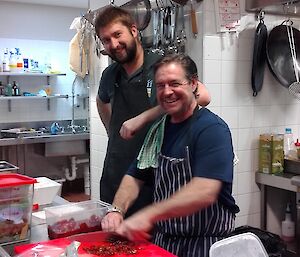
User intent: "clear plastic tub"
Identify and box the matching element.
[44,200,109,239]
[0,174,36,246]
[209,232,268,257]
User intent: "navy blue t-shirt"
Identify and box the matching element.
[128,108,239,213]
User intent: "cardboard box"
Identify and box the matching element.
[271,134,284,174]
[259,134,284,174]
[259,134,272,174]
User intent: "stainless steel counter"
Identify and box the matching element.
[0,132,89,146]
[256,172,300,192]
[256,172,300,257]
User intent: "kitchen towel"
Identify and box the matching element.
[137,115,166,169]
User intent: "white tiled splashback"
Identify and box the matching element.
[89,0,300,230]
[201,0,300,229]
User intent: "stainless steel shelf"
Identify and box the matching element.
[0,72,66,85]
[0,95,69,112]
[0,95,68,100]
[0,132,89,146]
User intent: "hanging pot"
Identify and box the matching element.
[121,0,151,31]
[266,24,300,88]
[251,20,268,96]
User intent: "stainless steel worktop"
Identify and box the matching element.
[0,132,89,146]
[256,172,300,192]
[256,172,300,257]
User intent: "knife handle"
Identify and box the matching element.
[190,5,198,37]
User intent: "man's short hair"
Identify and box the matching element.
[154,53,198,81]
[94,6,136,38]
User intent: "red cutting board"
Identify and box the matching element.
[15,231,177,257]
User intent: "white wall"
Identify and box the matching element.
[89,0,300,232]
[199,0,300,229]
[0,2,88,124]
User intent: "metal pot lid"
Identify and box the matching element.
[266,24,300,88]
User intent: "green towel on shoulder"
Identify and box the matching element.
[137,115,167,169]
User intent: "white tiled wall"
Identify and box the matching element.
[89,0,300,231]
[199,0,300,229]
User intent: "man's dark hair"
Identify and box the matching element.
[154,53,198,82]
[94,6,136,38]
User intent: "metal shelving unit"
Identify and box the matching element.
[0,72,67,111]
[0,95,69,112]
[0,72,66,85]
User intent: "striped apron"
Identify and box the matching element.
[152,146,235,257]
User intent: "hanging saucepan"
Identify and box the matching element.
[251,18,268,96]
[121,0,151,31]
[266,23,300,88]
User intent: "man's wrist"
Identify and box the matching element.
[106,205,125,217]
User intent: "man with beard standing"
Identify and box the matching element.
[95,6,210,216]
[95,6,162,217]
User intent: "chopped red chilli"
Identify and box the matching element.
[83,240,141,256]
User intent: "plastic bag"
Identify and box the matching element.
[14,244,65,257]
[228,226,287,257]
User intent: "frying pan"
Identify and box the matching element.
[251,21,268,96]
[266,24,300,88]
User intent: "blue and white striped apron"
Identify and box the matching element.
[152,146,235,257]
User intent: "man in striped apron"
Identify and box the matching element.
[101,53,239,257]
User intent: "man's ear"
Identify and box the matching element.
[191,78,198,92]
[130,24,138,38]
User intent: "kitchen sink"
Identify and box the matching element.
[44,140,88,157]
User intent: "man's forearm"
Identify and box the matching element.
[113,175,144,215]
[96,96,111,134]
[140,105,165,123]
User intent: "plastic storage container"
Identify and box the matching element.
[209,232,269,257]
[0,173,36,246]
[33,177,62,206]
[44,200,110,239]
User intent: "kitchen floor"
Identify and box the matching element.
[63,192,90,202]
[61,178,91,202]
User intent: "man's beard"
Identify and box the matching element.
[109,40,137,64]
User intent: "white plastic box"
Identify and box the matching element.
[33,177,62,206]
[0,174,36,246]
[44,200,109,239]
[209,232,268,257]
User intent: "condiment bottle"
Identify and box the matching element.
[0,81,4,96]
[12,81,20,96]
[281,203,295,242]
[284,128,297,159]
